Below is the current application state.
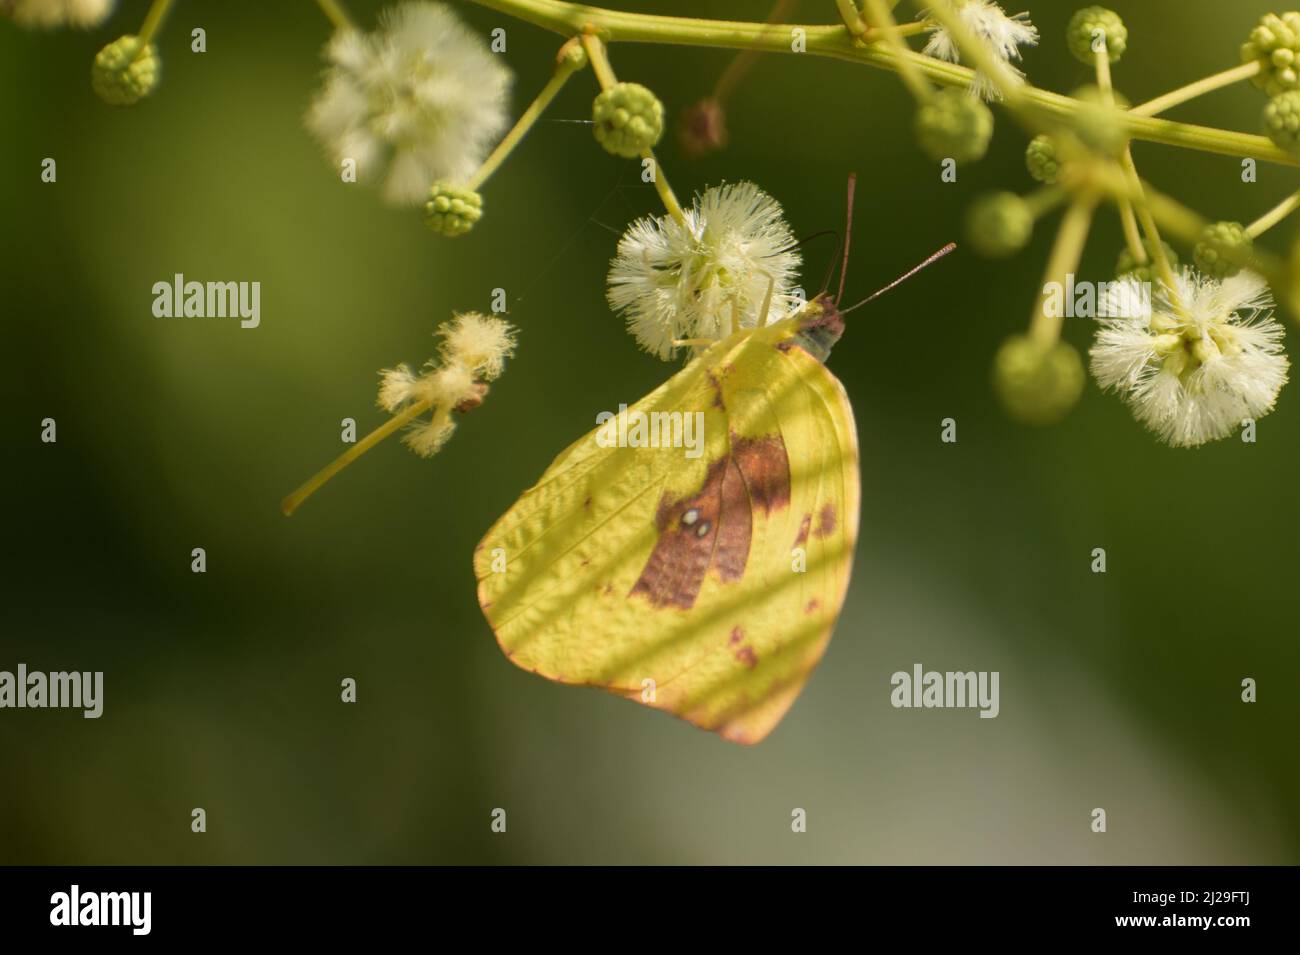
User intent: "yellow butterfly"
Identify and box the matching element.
[475,192,953,744]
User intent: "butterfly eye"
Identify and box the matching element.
[681,508,699,526]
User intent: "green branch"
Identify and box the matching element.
[466,0,1297,167]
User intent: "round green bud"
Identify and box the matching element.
[1241,12,1300,97]
[592,82,665,158]
[966,192,1034,258]
[1068,85,1127,156]
[423,182,483,237]
[559,43,589,72]
[91,35,159,107]
[914,89,994,163]
[1024,135,1060,184]
[1116,238,1178,285]
[1193,221,1254,278]
[1263,90,1300,154]
[1067,7,1127,65]
[993,335,1086,426]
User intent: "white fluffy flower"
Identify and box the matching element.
[2,0,113,28]
[606,182,802,361]
[305,1,512,206]
[1091,268,1289,448]
[377,312,515,457]
[921,1,1038,101]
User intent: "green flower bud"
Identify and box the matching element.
[1067,7,1127,65]
[1263,90,1300,154]
[592,82,664,158]
[560,43,589,72]
[423,182,483,237]
[1116,238,1178,285]
[1069,85,1127,156]
[1241,12,1300,97]
[1025,134,1060,184]
[1193,221,1254,278]
[91,35,159,107]
[915,89,994,163]
[993,335,1086,426]
[967,192,1034,258]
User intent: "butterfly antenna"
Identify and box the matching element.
[818,231,845,297]
[778,229,838,257]
[840,242,957,315]
[836,172,857,306]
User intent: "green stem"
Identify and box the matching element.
[1024,185,1067,219]
[1130,61,1262,118]
[1247,188,1300,238]
[468,44,585,191]
[282,399,430,517]
[314,0,356,32]
[835,0,868,37]
[1093,44,1144,263]
[1118,145,1185,317]
[710,0,799,104]
[861,0,931,102]
[464,0,1298,166]
[1138,184,1287,292]
[915,0,1022,106]
[1031,196,1096,346]
[581,32,686,224]
[137,0,175,47]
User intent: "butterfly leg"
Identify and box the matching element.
[757,272,776,328]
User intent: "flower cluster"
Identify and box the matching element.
[305,1,512,206]
[2,0,114,29]
[606,182,801,360]
[378,313,517,457]
[91,35,159,106]
[59,0,1299,461]
[922,1,1038,101]
[1091,270,1288,447]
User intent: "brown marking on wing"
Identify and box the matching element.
[709,456,752,583]
[805,598,820,614]
[708,369,726,410]
[794,513,811,547]
[629,433,792,610]
[628,457,727,610]
[728,626,744,646]
[735,645,758,669]
[815,502,837,538]
[731,433,792,515]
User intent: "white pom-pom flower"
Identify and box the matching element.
[921,1,1038,101]
[305,1,512,206]
[606,181,802,361]
[1090,268,1289,448]
[3,0,114,28]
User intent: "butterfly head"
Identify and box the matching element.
[791,293,845,364]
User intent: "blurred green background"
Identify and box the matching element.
[2,0,1296,864]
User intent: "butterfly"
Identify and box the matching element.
[474,177,954,744]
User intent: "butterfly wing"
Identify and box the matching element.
[474,319,859,744]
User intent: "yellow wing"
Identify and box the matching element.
[474,313,860,744]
